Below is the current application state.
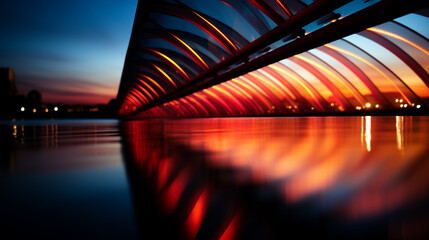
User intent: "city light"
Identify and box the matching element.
[33,109,37,113]
[365,103,371,108]
[54,107,59,111]
[375,104,380,108]
[416,105,421,109]
[45,108,49,113]
[20,107,25,112]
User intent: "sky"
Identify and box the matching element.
[0,0,137,105]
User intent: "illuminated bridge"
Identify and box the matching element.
[116,0,429,118]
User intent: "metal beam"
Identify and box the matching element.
[123,0,352,116]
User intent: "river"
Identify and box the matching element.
[1,116,429,239]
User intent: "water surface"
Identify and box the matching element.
[121,116,429,240]
[0,119,138,239]
[1,116,429,239]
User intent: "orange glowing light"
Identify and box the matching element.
[149,49,190,79]
[225,81,264,113]
[187,95,211,116]
[126,94,141,108]
[220,213,240,240]
[325,44,412,104]
[139,74,167,94]
[157,157,172,192]
[130,88,149,104]
[134,83,155,100]
[131,86,152,103]
[239,76,270,98]
[269,64,323,110]
[248,72,289,101]
[138,78,160,98]
[212,85,247,113]
[365,116,371,152]
[221,82,246,99]
[276,0,292,17]
[295,55,365,106]
[368,28,429,56]
[152,64,177,87]
[163,170,189,213]
[171,33,209,69]
[203,89,235,114]
[192,10,238,51]
[194,92,221,115]
[185,189,208,239]
[258,69,297,100]
[232,77,273,110]
[227,80,253,99]
[179,98,201,115]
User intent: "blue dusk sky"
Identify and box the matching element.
[0,0,138,104]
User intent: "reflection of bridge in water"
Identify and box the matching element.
[121,117,429,239]
[117,0,429,118]
[115,1,429,238]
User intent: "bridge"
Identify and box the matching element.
[116,0,429,118]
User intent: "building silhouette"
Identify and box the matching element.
[27,90,42,107]
[0,68,17,97]
[0,68,22,118]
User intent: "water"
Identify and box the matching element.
[0,119,138,239]
[1,116,429,239]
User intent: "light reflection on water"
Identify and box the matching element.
[121,116,429,240]
[0,119,138,240]
[2,117,428,239]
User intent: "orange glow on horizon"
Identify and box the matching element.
[325,44,412,104]
[269,64,324,110]
[295,55,365,107]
